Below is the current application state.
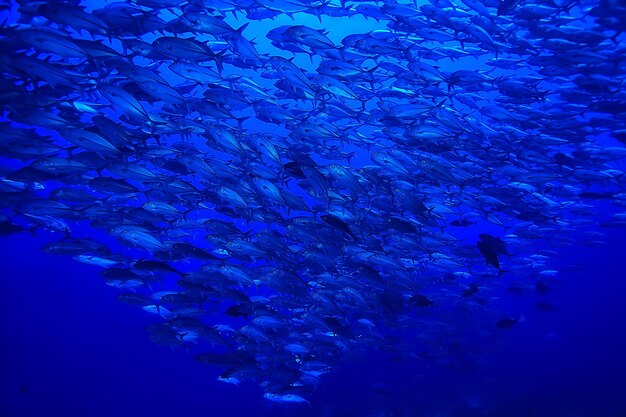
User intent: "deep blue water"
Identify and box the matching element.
[2,222,625,416]
[2,0,626,416]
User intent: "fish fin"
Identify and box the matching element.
[236,115,251,130]
[214,49,227,74]
[610,31,622,44]
[182,208,193,221]
[316,10,323,23]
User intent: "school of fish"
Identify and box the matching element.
[1,0,626,404]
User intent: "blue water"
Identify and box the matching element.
[2,0,626,416]
[2,229,625,416]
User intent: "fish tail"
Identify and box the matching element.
[610,31,622,44]
[344,151,356,165]
[562,0,578,13]
[213,50,227,75]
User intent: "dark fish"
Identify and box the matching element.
[535,281,550,294]
[171,243,218,261]
[409,294,434,307]
[516,211,558,224]
[117,293,154,306]
[134,260,184,276]
[535,301,558,311]
[461,284,479,297]
[553,152,576,168]
[0,219,25,237]
[578,191,616,200]
[321,214,357,239]
[226,303,255,318]
[478,234,509,256]
[195,351,255,367]
[43,238,110,256]
[146,323,186,348]
[450,219,474,227]
[477,240,502,274]
[495,318,518,329]
[387,216,418,233]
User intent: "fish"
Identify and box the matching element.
[409,294,434,307]
[0,0,625,404]
[496,315,525,329]
[264,393,310,404]
[321,214,357,239]
[0,218,26,236]
[450,219,475,227]
[477,240,502,275]
[478,234,509,256]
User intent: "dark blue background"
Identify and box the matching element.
[1,227,625,417]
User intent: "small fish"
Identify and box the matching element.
[461,284,479,297]
[321,214,357,239]
[496,315,525,329]
[477,240,501,275]
[263,393,309,404]
[450,219,474,227]
[0,219,25,237]
[409,294,434,307]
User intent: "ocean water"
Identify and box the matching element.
[3,226,626,417]
[1,0,626,416]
